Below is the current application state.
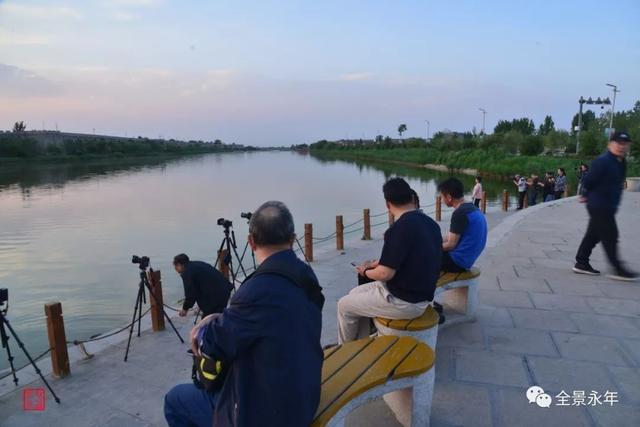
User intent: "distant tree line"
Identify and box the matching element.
[310,101,640,158]
[0,129,254,158]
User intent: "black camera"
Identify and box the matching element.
[0,288,7,304]
[240,212,252,220]
[132,255,150,269]
[217,218,233,228]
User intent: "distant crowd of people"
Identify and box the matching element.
[511,166,582,210]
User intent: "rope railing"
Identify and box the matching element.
[0,347,52,381]
[66,307,152,345]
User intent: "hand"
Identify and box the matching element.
[190,313,220,357]
[179,309,188,317]
[579,196,587,203]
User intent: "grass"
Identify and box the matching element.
[311,148,640,187]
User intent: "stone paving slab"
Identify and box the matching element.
[1,194,639,426]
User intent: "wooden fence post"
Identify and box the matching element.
[523,192,529,208]
[44,302,70,378]
[336,215,344,250]
[502,190,508,211]
[564,185,570,198]
[147,270,165,332]
[481,191,487,214]
[304,223,313,262]
[363,209,371,240]
[435,195,442,221]
[216,249,230,281]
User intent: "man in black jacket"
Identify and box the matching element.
[164,201,323,427]
[173,254,233,317]
[573,131,638,281]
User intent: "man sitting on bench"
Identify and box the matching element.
[439,178,488,273]
[337,178,442,344]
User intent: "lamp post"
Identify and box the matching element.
[478,108,487,134]
[425,120,430,141]
[606,83,619,135]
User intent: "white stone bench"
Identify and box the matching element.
[313,335,435,427]
[434,267,481,330]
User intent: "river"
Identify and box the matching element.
[0,151,514,372]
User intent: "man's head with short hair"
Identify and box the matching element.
[173,253,190,274]
[438,178,465,207]
[248,201,295,248]
[383,178,413,207]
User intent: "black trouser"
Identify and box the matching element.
[441,252,467,273]
[517,191,526,209]
[473,198,481,208]
[576,207,622,271]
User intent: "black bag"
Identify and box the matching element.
[191,350,228,392]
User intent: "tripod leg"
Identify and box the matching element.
[1,315,61,403]
[124,287,142,362]
[143,280,184,344]
[137,285,143,338]
[1,321,19,386]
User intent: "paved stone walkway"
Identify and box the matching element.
[0,194,638,426]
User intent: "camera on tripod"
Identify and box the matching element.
[217,218,233,228]
[240,212,252,221]
[0,288,7,308]
[131,255,150,270]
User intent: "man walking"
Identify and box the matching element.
[573,131,638,281]
[173,254,233,317]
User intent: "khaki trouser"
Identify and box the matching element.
[337,281,430,344]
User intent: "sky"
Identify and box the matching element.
[1,0,639,146]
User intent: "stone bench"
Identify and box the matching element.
[312,335,435,427]
[434,267,480,329]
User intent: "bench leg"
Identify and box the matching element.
[411,369,434,427]
[383,369,434,427]
[436,279,479,330]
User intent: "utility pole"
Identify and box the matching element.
[478,108,487,134]
[606,83,619,136]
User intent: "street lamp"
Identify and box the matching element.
[425,120,430,141]
[606,83,619,135]
[478,108,487,134]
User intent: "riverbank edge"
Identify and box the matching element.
[311,150,511,180]
[0,151,250,166]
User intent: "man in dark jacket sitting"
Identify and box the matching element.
[173,254,233,317]
[164,201,324,427]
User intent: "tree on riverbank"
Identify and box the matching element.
[398,124,407,137]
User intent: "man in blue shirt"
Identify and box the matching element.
[574,132,638,281]
[164,201,324,426]
[438,178,488,272]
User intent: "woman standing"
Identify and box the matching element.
[542,172,555,202]
[554,168,567,199]
[471,176,483,208]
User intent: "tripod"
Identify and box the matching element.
[123,266,185,362]
[1,306,61,403]
[216,223,248,286]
